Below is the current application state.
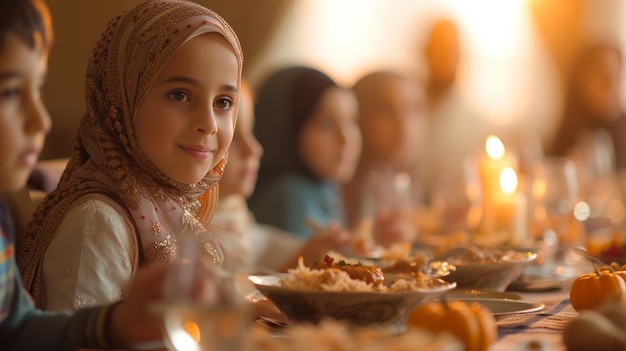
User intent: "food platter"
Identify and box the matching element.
[248,273,455,329]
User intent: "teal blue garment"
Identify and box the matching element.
[0,200,104,350]
[249,174,345,239]
[249,66,345,240]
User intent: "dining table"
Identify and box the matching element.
[491,289,573,351]
[241,253,592,351]
[130,244,606,351]
[259,290,577,351]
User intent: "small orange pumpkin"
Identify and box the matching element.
[570,269,626,311]
[599,265,626,291]
[599,262,626,272]
[407,300,496,351]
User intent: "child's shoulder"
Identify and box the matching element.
[0,199,15,243]
[68,193,131,217]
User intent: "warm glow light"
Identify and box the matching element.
[445,0,536,127]
[500,167,517,194]
[446,0,527,57]
[251,0,555,138]
[485,135,505,160]
[532,178,547,199]
[168,326,200,351]
[573,201,591,221]
[297,0,383,84]
[183,321,201,343]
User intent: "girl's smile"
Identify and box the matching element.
[19,147,41,166]
[177,143,215,160]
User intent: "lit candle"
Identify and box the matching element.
[477,135,517,239]
[494,167,528,244]
[479,135,516,202]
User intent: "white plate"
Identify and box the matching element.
[449,297,545,316]
[507,264,580,292]
[446,288,522,300]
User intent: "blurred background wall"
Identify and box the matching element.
[41,0,625,160]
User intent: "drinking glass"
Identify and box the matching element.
[571,130,626,257]
[161,226,250,351]
[358,170,418,250]
[430,156,483,235]
[531,156,586,249]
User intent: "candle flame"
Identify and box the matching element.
[485,135,505,160]
[500,167,517,194]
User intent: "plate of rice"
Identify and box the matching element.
[248,257,456,331]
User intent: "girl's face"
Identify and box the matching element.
[0,34,51,192]
[298,87,361,183]
[219,88,263,198]
[360,78,427,167]
[134,33,239,184]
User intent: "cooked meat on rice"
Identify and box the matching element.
[279,256,432,292]
[308,255,385,286]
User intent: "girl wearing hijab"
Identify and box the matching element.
[18,0,243,310]
[248,66,361,240]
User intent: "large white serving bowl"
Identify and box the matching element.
[248,273,456,332]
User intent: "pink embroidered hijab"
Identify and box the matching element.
[18,0,243,306]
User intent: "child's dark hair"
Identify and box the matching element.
[0,0,53,52]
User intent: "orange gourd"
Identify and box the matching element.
[599,262,626,272]
[406,300,496,351]
[570,269,626,311]
[599,263,626,283]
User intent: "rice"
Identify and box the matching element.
[244,319,463,351]
[279,257,431,292]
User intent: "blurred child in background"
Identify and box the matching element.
[248,66,360,242]
[344,70,427,250]
[548,43,626,169]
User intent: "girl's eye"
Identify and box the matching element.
[215,97,233,110]
[168,90,189,102]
